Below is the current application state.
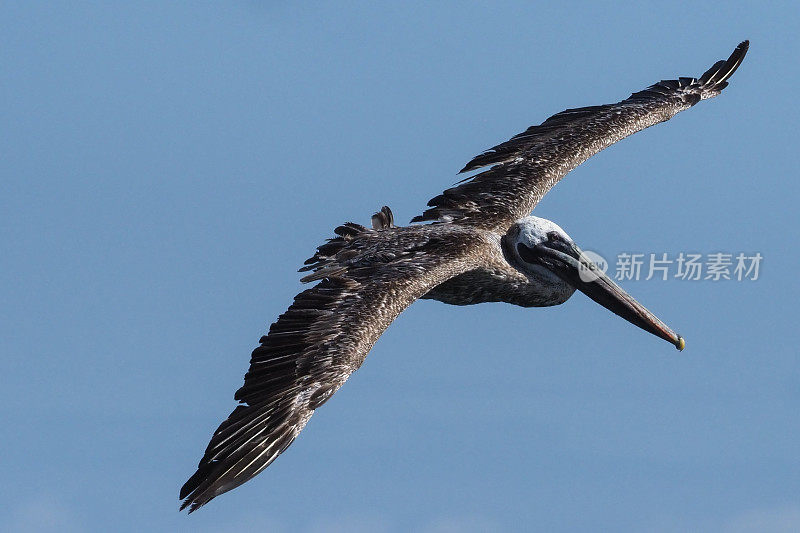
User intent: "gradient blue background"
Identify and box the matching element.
[2,2,798,532]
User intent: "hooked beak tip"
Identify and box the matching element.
[675,335,686,351]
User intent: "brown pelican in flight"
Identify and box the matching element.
[180,41,748,512]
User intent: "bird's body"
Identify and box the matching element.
[181,41,748,512]
[418,230,573,307]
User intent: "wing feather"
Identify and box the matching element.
[412,41,748,230]
[180,209,483,512]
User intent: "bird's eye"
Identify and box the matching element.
[547,231,562,242]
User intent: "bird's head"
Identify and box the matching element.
[504,216,685,350]
[502,217,576,301]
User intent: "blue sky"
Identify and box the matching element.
[2,2,798,532]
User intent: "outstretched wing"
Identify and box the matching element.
[180,211,481,512]
[412,41,749,230]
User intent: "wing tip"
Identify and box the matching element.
[697,39,749,94]
[179,494,210,514]
[179,474,211,513]
[179,472,242,514]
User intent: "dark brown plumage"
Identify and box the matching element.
[180,222,503,511]
[411,40,748,230]
[180,41,748,512]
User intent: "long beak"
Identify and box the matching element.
[518,241,685,350]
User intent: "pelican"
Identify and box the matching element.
[180,41,748,512]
